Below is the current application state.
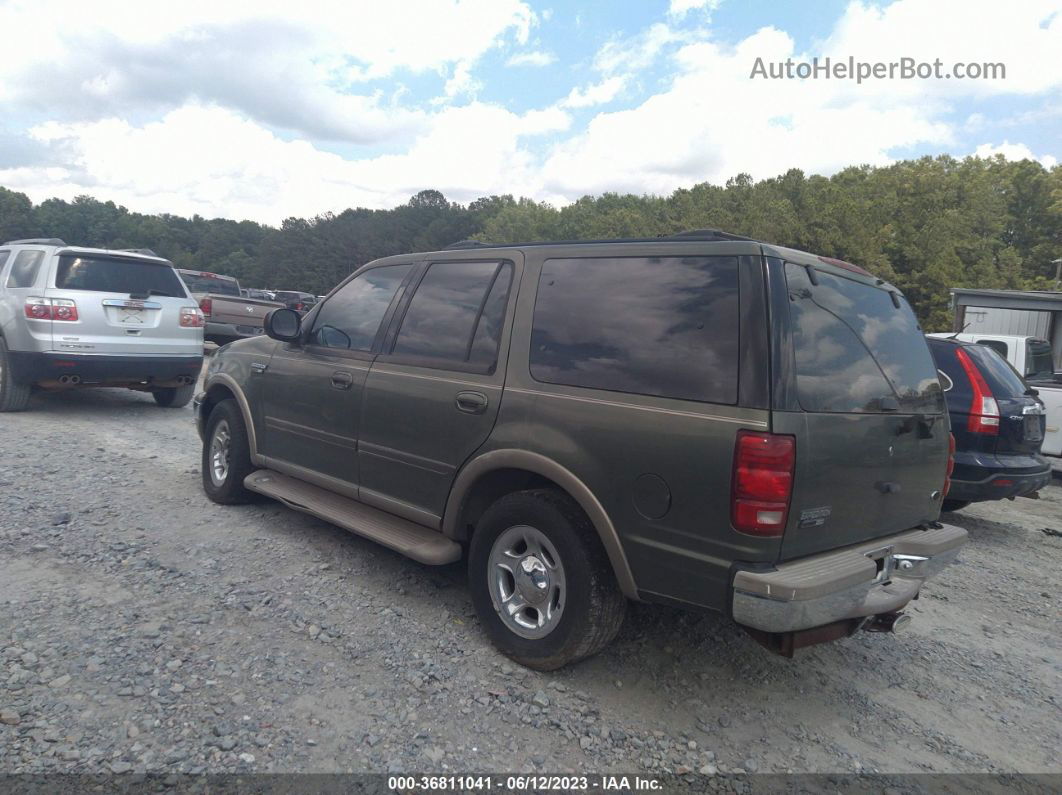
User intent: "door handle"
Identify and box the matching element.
[455,391,488,414]
[331,371,353,390]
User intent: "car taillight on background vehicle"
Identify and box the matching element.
[955,347,999,435]
[199,297,212,317]
[943,433,956,496]
[24,297,78,321]
[731,430,796,536]
[294,302,305,312]
[180,306,206,328]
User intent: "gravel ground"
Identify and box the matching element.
[0,386,1059,776]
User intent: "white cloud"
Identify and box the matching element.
[668,0,721,20]
[973,142,1058,168]
[5,103,569,224]
[560,77,627,108]
[506,51,557,67]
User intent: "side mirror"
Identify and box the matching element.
[265,308,302,342]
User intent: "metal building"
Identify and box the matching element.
[950,288,1062,369]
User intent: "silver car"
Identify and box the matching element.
[0,238,204,411]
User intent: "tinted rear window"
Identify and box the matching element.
[178,272,241,296]
[6,250,44,288]
[785,263,943,414]
[57,256,186,297]
[530,256,740,404]
[965,344,1029,397]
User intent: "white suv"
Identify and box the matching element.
[0,238,205,411]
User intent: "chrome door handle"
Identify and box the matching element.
[331,371,353,390]
[455,391,488,414]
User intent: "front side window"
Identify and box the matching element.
[6,250,44,288]
[392,261,512,367]
[786,263,943,414]
[309,264,412,351]
[530,256,740,404]
[56,255,185,297]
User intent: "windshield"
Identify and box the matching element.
[178,272,241,296]
[1026,340,1055,381]
[785,262,944,414]
[55,255,186,297]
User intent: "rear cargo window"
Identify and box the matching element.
[56,255,185,297]
[178,272,242,296]
[785,263,943,414]
[6,250,44,288]
[530,256,739,404]
[965,344,1030,397]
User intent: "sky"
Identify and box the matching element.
[0,0,1059,225]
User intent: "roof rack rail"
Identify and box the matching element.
[667,229,756,242]
[2,238,66,246]
[445,239,491,250]
[116,248,159,256]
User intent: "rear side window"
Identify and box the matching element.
[56,255,185,297]
[785,263,943,414]
[530,256,740,404]
[309,264,412,351]
[0,251,12,281]
[1025,340,1055,382]
[965,344,1029,397]
[178,272,242,296]
[6,250,44,288]
[393,261,512,367]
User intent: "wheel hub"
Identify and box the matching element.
[487,525,566,639]
[516,555,550,605]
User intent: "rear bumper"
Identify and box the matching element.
[731,523,967,633]
[949,452,1052,502]
[205,321,266,341]
[8,351,203,385]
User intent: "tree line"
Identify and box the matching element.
[2,153,1059,330]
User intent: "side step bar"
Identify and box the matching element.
[244,470,462,566]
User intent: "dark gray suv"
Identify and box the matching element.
[194,231,967,669]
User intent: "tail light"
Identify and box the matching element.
[180,306,205,328]
[731,430,796,536]
[294,302,304,312]
[943,433,956,496]
[955,347,999,435]
[199,297,212,317]
[24,298,78,322]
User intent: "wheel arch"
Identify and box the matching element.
[443,449,639,599]
[201,374,261,462]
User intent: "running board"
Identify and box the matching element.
[244,470,462,565]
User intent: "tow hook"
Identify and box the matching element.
[863,612,911,634]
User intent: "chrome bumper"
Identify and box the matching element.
[732,524,967,633]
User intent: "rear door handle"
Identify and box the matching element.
[331,371,353,390]
[455,391,488,414]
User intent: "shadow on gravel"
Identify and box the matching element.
[20,386,181,416]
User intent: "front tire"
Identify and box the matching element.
[941,499,970,512]
[468,489,626,670]
[202,399,257,504]
[152,384,195,408]
[0,339,32,412]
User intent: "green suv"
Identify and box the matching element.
[194,231,967,669]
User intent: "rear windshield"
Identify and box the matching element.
[55,255,186,298]
[178,272,241,296]
[785,263,944,414]
[966,344,1030,397]
[1025,340,1055,382]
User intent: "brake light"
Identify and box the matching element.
[731,430,796,536]
[943,433,955,496]
[24,298,78,321]
[180,306,205,328]
[199,297,212,316]
[955,347,999,435]
[294,302,304,312]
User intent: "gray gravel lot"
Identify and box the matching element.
[0,386,1060,775]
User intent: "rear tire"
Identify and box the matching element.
[152,384,195,408]
[468,489,626,671]
[202,399,258,504]
[0,339,32,412]
[941,499,971,513]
